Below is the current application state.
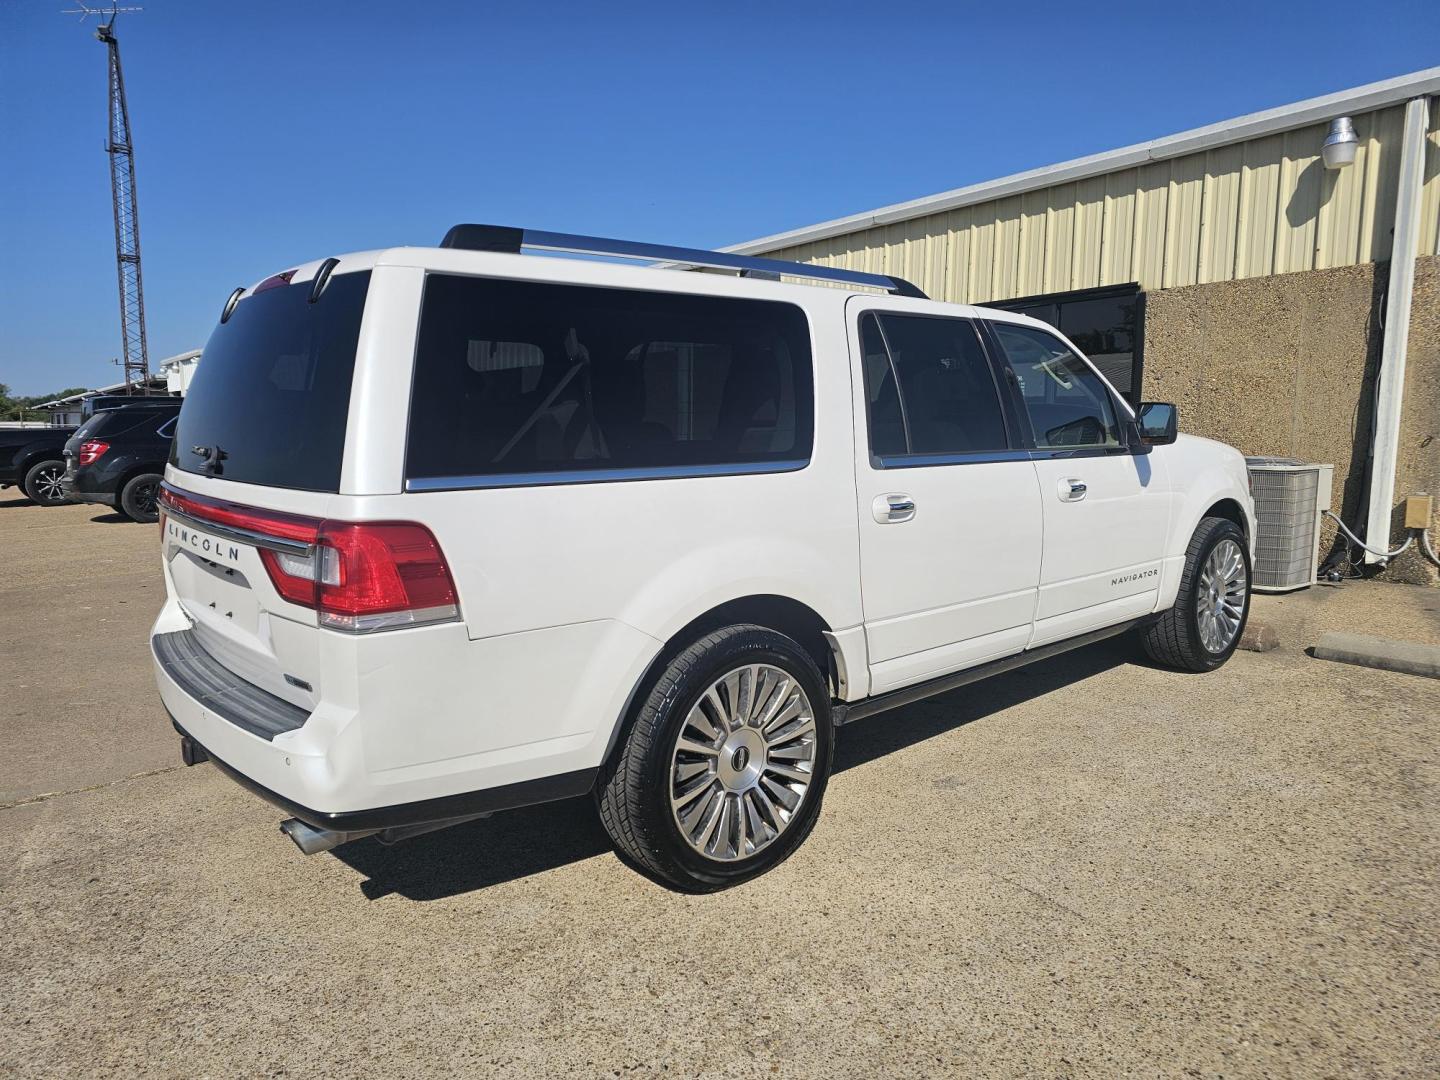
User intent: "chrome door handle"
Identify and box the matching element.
[1059,477,1087,502]
[873,493,916,523]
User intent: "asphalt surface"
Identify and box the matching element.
[3,490,1438,1078]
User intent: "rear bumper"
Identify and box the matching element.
[169,714,596,832]
[150,517,657,827]
[68,488,117,507]
[150,611,612,830]
[64,464,119,505]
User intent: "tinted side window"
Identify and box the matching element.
[859,314,906,457]
[990,322,1121,449]
[406,276,813,482]
[860,313,1008,459]
[84,409,150,438]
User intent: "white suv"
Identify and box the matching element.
[152,226,1255,891]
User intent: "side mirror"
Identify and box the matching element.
[1138,401,1178,445]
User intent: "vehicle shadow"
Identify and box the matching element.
[0,493,35,509]
[332,637,1136,902]
[832,637,1133,774]
[333,797,613,902]
[89,512,134,524]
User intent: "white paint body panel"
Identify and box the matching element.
[1027,451,1172,646]
[845,296,1044,695]
[152,247,1254,818]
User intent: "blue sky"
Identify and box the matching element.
[2,0,1436,396]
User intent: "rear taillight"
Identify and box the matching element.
[78,440,110,465]
[258,547,324,607]
[313,522,459,632]
[159,486,458,633]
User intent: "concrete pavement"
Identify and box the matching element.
[2,491,1438,1077]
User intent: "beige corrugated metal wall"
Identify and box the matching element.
[762,101,1440,304]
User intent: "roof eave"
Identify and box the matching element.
[723,66,1440,255]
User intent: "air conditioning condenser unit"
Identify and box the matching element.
[1244,458,1334,592]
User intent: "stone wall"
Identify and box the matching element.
[1142,256,1439,585]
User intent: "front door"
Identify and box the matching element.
[848,298,1044,695]
[985,320,1171,648]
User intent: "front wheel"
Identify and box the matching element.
[1141,516,1251,672]
[596,624,833,892]
[23,459,71,506]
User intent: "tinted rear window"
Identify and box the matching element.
[406,275,813,485]
[171,271,370,491]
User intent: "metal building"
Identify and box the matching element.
[725,68,1440,583]
[732,71,1438,302]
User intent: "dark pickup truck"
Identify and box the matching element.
[0,426,78,505]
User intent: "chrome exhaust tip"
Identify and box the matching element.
[279,811,493,855]
[279,818,377,855]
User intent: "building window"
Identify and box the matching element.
[987,283,1143,407]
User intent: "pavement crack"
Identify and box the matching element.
[995,874,1211,984]
[997,875,1092,923]
[0,765,183,812]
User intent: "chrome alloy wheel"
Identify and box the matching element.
[670,664,817,862]
[34,464,66,503]
[1197,538,1247,653]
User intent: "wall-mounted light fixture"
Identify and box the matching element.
[1321,117,1359,169]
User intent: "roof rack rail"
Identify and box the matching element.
[438,224,928,299]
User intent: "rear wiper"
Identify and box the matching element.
[191,444,228,475]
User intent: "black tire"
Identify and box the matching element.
[119,472,163,524]
[596,624,834,892]
[1141,516,1251,672]
[22,459,70,506]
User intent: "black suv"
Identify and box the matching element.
[65,400,181,522]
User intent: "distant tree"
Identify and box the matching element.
[1,386,92,422]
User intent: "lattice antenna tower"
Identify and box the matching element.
[64,3,150,394]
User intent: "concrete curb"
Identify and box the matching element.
[1310,632,1440,680]
[1239,621,1279,652]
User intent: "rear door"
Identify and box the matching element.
[984,319,1171,647]
[848,298,1044,695]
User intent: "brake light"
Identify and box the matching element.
[78,440,110,465]
[313,522,459,631]
[159,486,458,633]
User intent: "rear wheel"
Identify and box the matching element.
[596,624,833,892]
[22,459,70,506]
[1141,516,1250,672]
[119,472,163,523]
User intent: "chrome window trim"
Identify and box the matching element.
[161,505,313,557]
[405,458,810,493]
[871,449,1035,469]
[1030,445,1131,460]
